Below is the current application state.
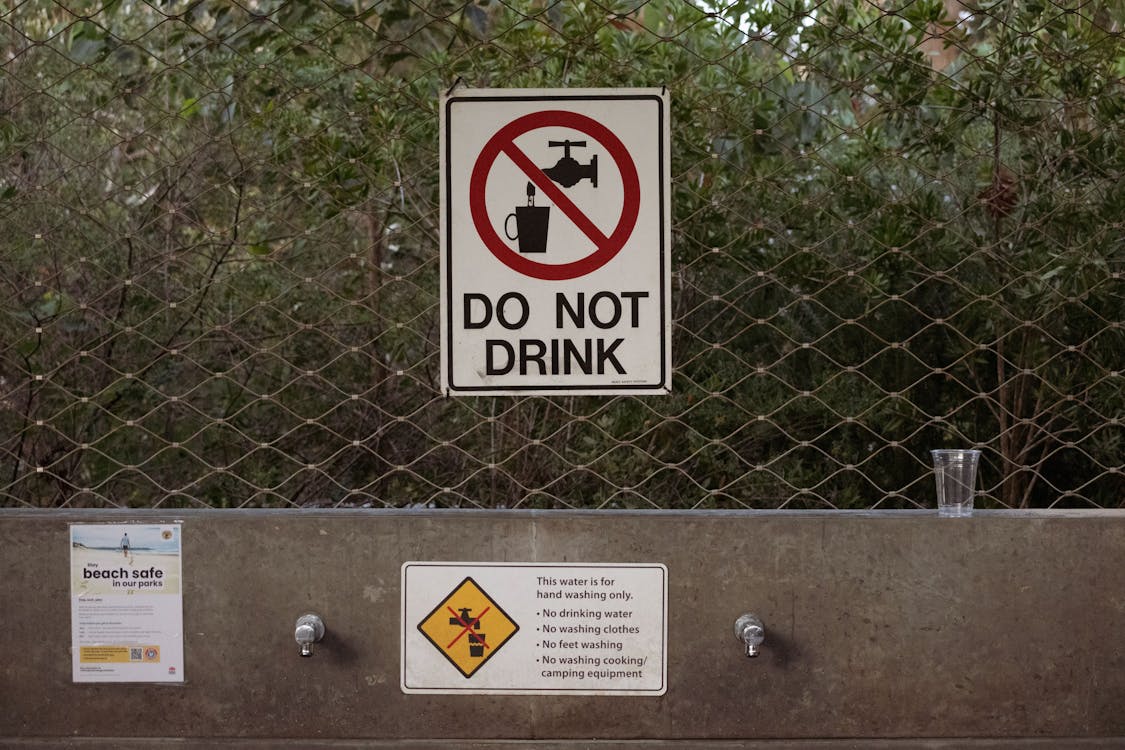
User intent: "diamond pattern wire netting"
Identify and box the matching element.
[1,0,1122,510]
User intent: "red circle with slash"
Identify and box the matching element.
[469,110,641,281]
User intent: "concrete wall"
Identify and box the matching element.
[2,509,1124,747]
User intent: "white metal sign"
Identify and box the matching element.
[440,88,671,395]
[401,562,667,695]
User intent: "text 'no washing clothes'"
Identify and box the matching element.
[440,89,671,395]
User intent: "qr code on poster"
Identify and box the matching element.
[130,648,143,661]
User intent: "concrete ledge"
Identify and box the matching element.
[2,509,1124,741]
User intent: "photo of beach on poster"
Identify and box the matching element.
[71,524,182,596]
[70,523,184,683]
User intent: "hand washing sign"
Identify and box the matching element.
[440,89,670,395]
[402,562,667,695]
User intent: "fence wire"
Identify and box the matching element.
[1,0,1122,510]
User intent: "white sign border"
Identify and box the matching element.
[401,561,669,696]
[440,88,672,396]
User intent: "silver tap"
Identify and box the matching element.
[295,613,325,657]
[734,613,765,657]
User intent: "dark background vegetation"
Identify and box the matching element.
[1,0,1122,509]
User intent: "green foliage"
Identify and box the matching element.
[0,0,1121,508]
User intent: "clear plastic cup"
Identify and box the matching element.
[931,449,981,517]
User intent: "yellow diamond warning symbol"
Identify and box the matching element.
[417,576,519,678]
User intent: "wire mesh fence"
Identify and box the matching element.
[1,0,1122,510]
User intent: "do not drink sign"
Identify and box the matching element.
[440,89,671,395]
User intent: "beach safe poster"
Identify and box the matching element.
[70,523,184,683]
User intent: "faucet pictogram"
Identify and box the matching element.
[505,139,599,256]
[542,140,598,188]
[450,607,488,658]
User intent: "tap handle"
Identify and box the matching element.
[295,613,325,657]
[547,139,586,158]
[734,613,765,658]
